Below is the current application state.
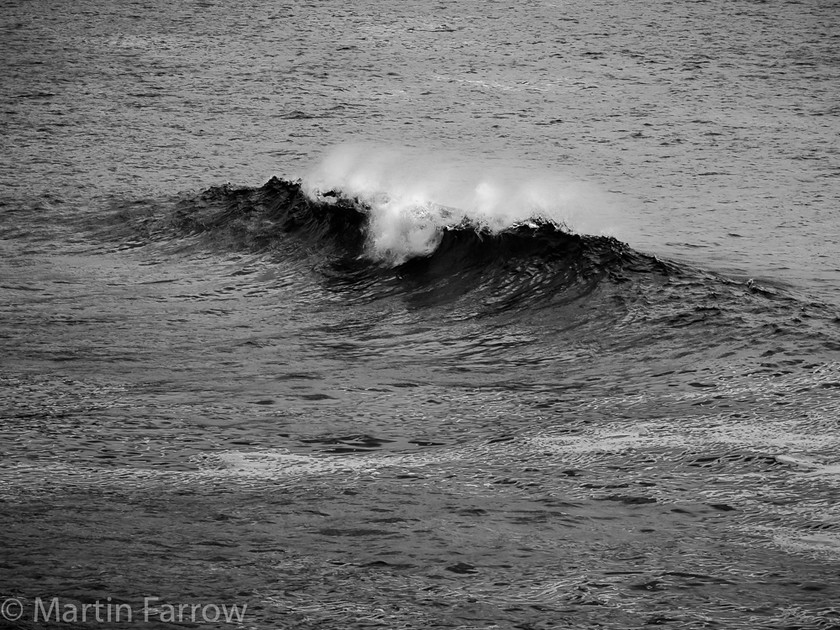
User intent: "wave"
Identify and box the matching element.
[92,169,840,349]
[151,174,673,310]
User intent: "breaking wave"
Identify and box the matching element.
[301,143,624,262]
[146,172,670,310]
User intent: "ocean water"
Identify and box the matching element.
[1,0,839,628]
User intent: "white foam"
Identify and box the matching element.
[210,449,458,478]
[0,449,463,500]
[529,418,840,478]
[301,143,622,263]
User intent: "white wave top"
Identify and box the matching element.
[301,144,622,263]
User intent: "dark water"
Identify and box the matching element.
[2,0,840,628]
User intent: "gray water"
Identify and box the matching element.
[2,0,840,628]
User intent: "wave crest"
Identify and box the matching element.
[302,143,623,263]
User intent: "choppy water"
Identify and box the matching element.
[2,1,840,629]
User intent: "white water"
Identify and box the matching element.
[303,143,623,261]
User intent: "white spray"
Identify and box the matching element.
[301,143,622,263]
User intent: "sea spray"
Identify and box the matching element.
[302,143,623,263]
